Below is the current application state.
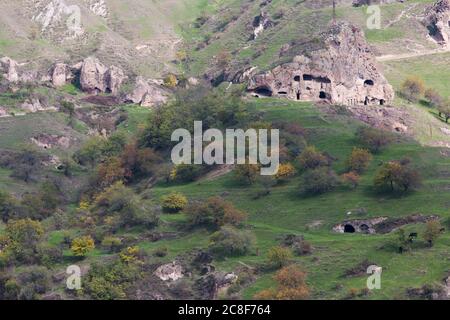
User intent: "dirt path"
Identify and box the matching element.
[377,46,450,62]
[384,3,418,29]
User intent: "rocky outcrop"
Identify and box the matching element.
[0,57,20,83]
[424,0,450,46]
[33,0,84,39]
[0,57,36,83]
[31,134,71,149]
[247,22,394,106]
[21,97,57,113]
[154,262,184,281]
[251,11,273,40]
[79,57,127,95]
[126,76,170,107]
[50,63,73,87]
[85,0,109,18]
[334,214,439,234]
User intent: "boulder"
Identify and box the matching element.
[247,22,394,106]
[126,76,170,107]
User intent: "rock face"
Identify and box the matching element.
[126,76,170,107]
[424,0,450,46]
[80,57,127,95]
[247,22,394,106]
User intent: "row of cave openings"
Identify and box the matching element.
[253,75,385,106]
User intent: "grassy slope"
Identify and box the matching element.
[80,99,449,300]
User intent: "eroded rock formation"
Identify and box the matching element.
[79,57,127,95]
[247,22,394,106]
[126,76,170,107]
[424,0,450,46]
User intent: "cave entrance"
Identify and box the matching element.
[296,92,300,100]
[303,74,312,81]
[294,75,301,82]
[254,87,273,97]
[344,224,356,233]
[364,79,374,86]
[319,91,327,99]
[380,99,385,106]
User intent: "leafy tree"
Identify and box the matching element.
[401,76,425,102]
[374,161,421,192]
[299,167,339,195]
[96,156,127,189]
[5,219,44,263]
[423,220,442,247]
[161,192,188,213]
[164,74,178,88]
[254,265,309,300]
[267,246,292,268]
[92,182,159,230]
[185,196,247,228]
[341,172,360,189]
[356,127,392,153]
[298,146,328,170]
[84,260,141,300]
[0,191,22,222]
[60,100,76,127]
[209,226,253,257]
[71,235,95,257]
[74,136,105,167]
[234,163,260,185]
[424,88,443,108]
[346,148,372,174]
[394,228,410,253]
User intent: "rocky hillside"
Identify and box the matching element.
[0,0,210,77]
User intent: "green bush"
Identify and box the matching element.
[209,226,253,257]
[161,192,188,213]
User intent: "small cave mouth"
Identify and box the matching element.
[380,99,385,106]
[278,91,288,95]
[296,92,301,100]
[316,76,331,84]
[319,91,328,99]
[344,224,356,233]
[254,86,273,97]
[303,74,313,81]
[360,224,370,233]
[294,75,301,82]
[364,79,374,86]
[364,96,369,105]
